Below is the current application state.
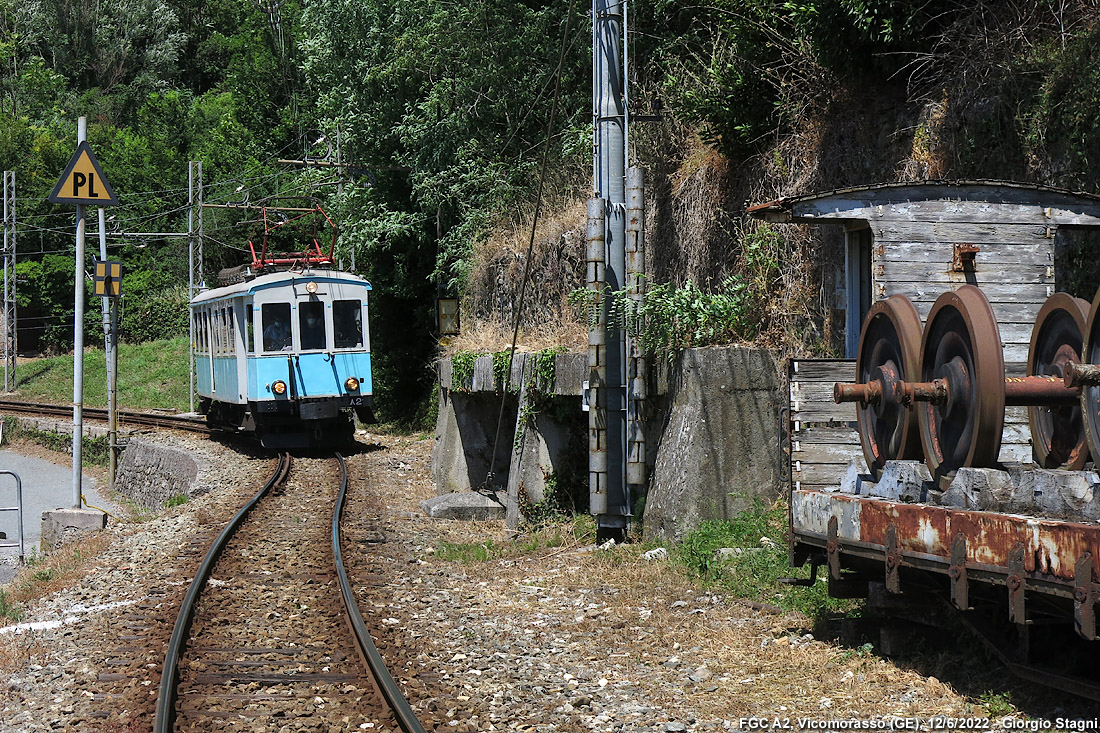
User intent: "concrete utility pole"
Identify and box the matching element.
[592,0,631,541]
[2,170,15,393]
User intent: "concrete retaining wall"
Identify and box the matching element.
[643,347,783,542]
[432,346,784,537]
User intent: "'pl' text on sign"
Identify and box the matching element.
[47,140,118,206]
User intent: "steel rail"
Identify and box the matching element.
[153,452,292,732]
[332,452,427,733]
[0,399,208,433]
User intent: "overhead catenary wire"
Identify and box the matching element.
[482,0,579,495]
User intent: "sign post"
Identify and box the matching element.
[48,118,118,509]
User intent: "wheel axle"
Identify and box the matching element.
[835,287,1092,484]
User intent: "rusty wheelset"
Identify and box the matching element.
[835,285,1093,486]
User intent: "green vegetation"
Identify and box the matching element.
[3,0,1100,419]
[1,416,109,467]
[436,540,503,564]
[13,336,190,411]
[670,499,849,618]
[0,588,22,622]
[451,351,478,393]
[164,494,188,508]
[979,690,1015,718]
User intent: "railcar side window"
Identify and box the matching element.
[333,300,362,348]
[299,301,326,350]
[262,303,292,351]
[226,306,236,353]
[245,304,255,354]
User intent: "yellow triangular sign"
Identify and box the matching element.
[47,141,118,206]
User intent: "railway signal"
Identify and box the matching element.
[47,141,118,206]
[49,118,119,508]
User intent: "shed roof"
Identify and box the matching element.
[746,180,1100,227]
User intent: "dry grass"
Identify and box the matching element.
[0,532,111,672]
[441,315,587,357]
[5,533,111,607]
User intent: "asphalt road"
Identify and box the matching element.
[0,450,115,585]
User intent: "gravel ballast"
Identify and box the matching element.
[0,431,1097,730]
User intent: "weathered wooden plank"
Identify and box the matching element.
[877,260,1051,284]
[886,281,1051,303]
[792,402,860,422]
[793,441,864,464]
[874,241,1053,265]
[871,222,1052,244]
[793,462,860,486]
[791,426,860,444]
[792,195,1100,226]
[789,360,856,382]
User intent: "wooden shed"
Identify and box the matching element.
[748,181,1100,488]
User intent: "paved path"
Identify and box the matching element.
[0,450,116,585]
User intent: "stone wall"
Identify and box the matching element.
[115,438,200,510]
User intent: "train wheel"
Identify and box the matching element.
[1080,286,1100,463]
[855,294,924,480]
[918,285,1005,487]
[1028,293,1090,469]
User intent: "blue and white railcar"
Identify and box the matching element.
[191,269,373,449]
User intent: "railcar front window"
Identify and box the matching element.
[333,300,363,349]
[262,303,292,351]
[299,301,326,350]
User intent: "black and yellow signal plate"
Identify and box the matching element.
[48,141,118,206]
[94,260,122,297]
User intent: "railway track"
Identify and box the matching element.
[154,452,426,731]
[0,398,209,433]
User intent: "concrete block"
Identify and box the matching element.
[866,461,932,503]
[40,508,107,552]
[419,491,507,520]
[645,347,783,542]
[838,462,873,495]
[943,467,1013,511]
[1010,469,1100,519]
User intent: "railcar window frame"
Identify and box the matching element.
[261,302,292,353]
[226,304,236,355]
[244,300,255,354]
[332,299,363,349]
[298,300,327,351]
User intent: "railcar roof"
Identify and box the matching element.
[746,179,1100,223]
[190,269,371,305]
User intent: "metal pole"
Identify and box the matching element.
[593,0,629,541]
[625,167,646,500]
[187,162,195,414]
[7,170,14,393]
[98,207,117,488]
[2,170,9,393]
[72,117,87,509]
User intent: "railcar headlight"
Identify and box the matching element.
[344,377,360,392]
[305,281,318,294]
[272,380,287,395]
